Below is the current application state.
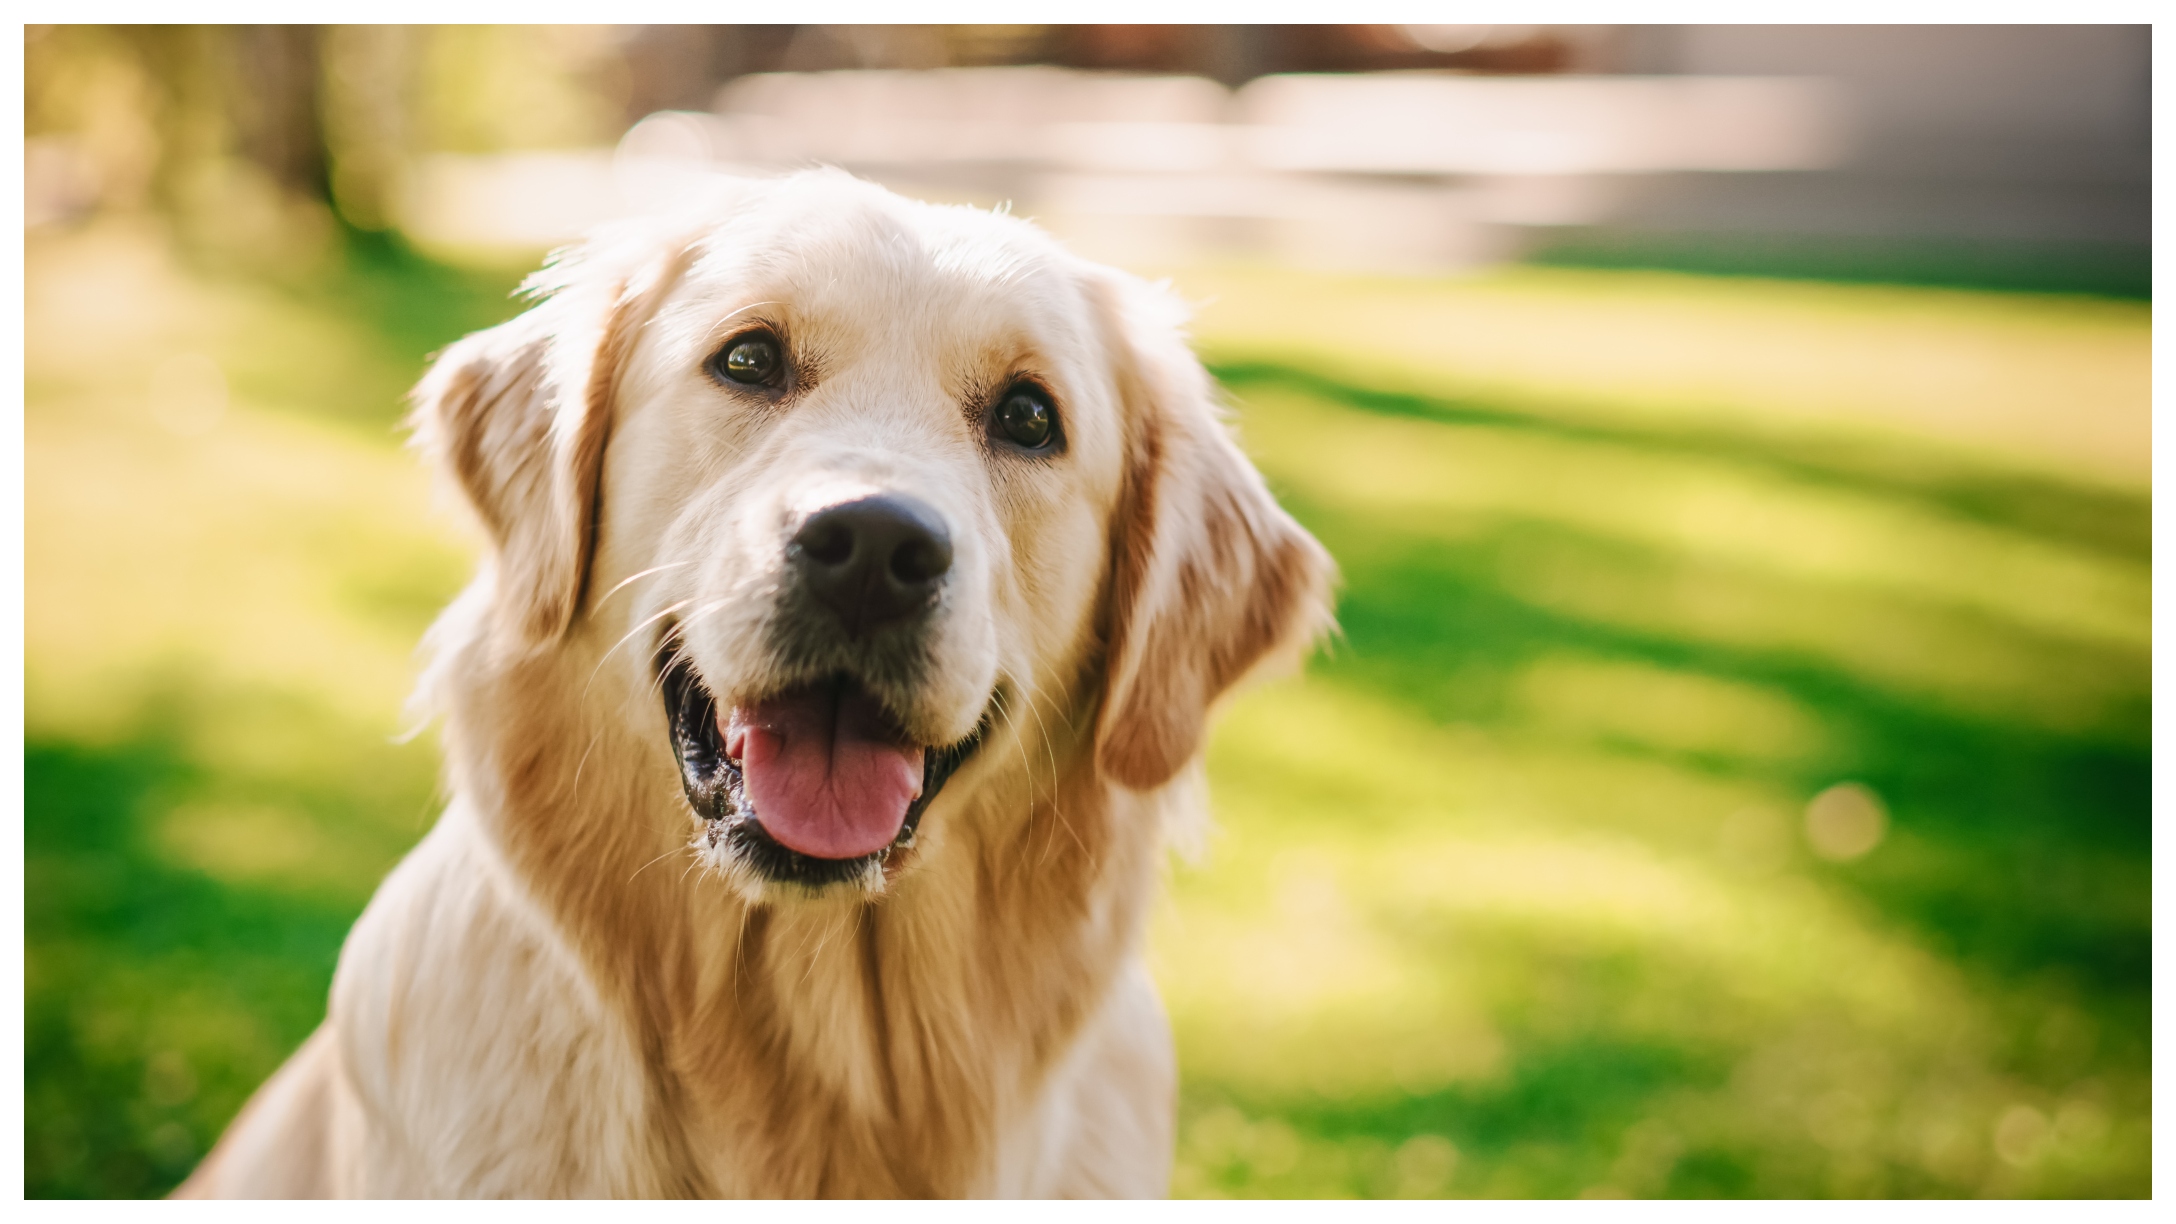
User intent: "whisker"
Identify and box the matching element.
[706,300,782,338]
[668,596,739,645]
[1006,684,1083,871]
[1017,683,1065,804]
[620,595,742,733]
[567,726,607,800]
[797,912,843,993]
[633,598,738,711]
[586,598,696,700]
[989,690,1047,882]
[595,561,695,610]
[629,843,687,884]
[728,894,757,995]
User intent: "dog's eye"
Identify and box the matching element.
[993,385,1056,451]
[709,333,783,387]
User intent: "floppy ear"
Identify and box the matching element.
[408,235,693,649]
[1090,271,1337,791]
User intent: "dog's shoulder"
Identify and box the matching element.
[329,805,667,1196]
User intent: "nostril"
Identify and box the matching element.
[890,534,952,586]
[795,517,855,567]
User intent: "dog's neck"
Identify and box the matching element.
[435,629,1163,1196]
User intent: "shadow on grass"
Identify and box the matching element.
[1524,231,2151,302]
[24,683,437,1198]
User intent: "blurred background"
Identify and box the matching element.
[23,24,2149,1198]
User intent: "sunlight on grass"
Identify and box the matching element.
[1175,263,2149,489]
[26,225,487,747]
[28,394,473,737]
[1506,653,1836,768]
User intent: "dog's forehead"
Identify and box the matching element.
[677,183,1092,356]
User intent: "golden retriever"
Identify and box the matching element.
[177,170,1333,1198]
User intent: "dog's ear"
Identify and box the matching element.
[1089,271,1337,791]
[408,235,693,649]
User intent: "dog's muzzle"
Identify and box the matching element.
[659,490,982,889]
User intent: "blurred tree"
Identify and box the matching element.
[320,25,417,232]
[106,26,329,208]
[27,24,640,243]
[25,26,336,265]
[225,26,331,202]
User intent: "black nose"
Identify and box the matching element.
[790,494,954,634]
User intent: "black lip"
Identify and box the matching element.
[658,645,984,888]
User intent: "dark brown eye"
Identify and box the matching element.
[994,385,1056,450]
[710,333,782,386]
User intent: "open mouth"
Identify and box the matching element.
[659,646,983,888]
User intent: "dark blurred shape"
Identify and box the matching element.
[27,25,339,266]
[225,27,331,204]
[616,25,801,118]
[85,26,330,208]
[1535,25,2150,295]
[597,25,1592,112]
[1029,25,1589,82]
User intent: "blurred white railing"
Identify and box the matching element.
[401,67,1848,271]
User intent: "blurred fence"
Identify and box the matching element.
[402,66,1846,271]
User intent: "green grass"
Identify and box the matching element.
[24,222,2149,1197]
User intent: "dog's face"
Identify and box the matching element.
[608,180,1131,890]
[412,173,1331,900]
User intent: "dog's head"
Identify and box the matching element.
[411,172,1332,898]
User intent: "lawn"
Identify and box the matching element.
[23,220,2149,1198]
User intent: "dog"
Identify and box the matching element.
[176,170,1333,1198]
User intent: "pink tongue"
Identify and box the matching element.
[725,684,923,860]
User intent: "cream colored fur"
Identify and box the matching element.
[177,171,1333,1199]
